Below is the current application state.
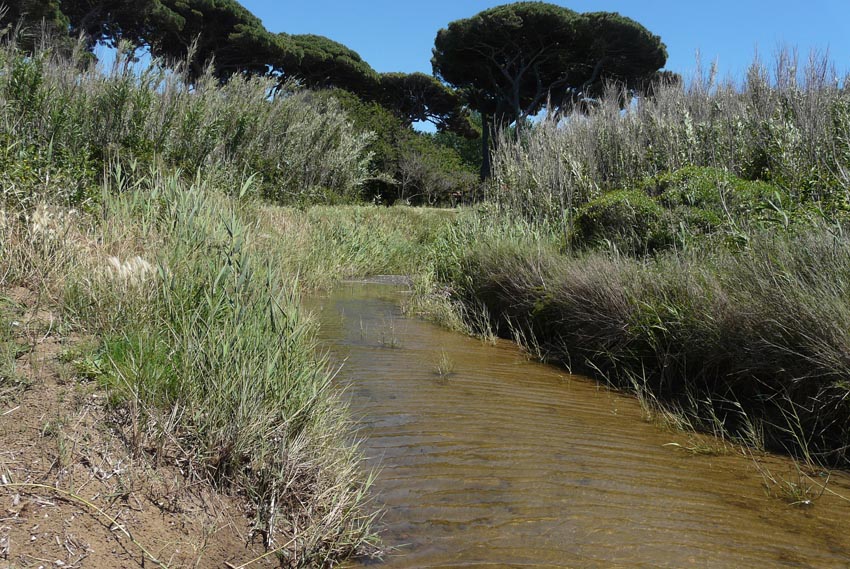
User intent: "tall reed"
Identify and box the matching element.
[490,50,850,229]
[0,37,371,209]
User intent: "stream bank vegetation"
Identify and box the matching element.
[426,51,850,491]
[0,36,382,566]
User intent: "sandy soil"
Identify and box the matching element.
[0,287,278,569]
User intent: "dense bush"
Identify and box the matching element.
[325,88,478,205]
[574,189,672,253]
[644,166,794,226]
[397,134,477,205]
[432,111,483,172]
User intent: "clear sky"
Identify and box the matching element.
[240,1,850,82]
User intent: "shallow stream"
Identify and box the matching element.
[308,282,850,568]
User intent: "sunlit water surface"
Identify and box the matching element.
[307,282,850,568]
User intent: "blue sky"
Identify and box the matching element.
[241,1,850,82]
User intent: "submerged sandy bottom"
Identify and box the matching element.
[309,282,850,569]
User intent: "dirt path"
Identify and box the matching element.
[0,287,276,569]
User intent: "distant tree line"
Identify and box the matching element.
[4,0,472,134]
[3,1,672,197]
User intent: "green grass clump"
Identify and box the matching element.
[433,350,456,378]
[62,169,377,561]
[258,204,456,289]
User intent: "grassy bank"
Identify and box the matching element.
[256,204,456,290]
[431,217,850,462]
[1,163,380,568]
[0,38,381,566]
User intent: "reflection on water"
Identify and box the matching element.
[307,282,850,568]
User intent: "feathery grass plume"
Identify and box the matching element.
[26,203,78,241]
[103,255,157,287]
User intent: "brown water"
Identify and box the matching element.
[308,282,850,568]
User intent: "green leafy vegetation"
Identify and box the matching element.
[323,88,478,204]
[7,0,850,545]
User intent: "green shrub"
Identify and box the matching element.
[432,112,483,173]
[397,134,477,205]
[320,88,407,202]
[325,88,478,205]
[674,205,723,233]
[644,166,784,222]
[574,190,672,253]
